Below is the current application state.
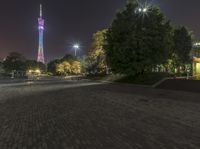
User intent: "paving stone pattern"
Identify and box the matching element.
[0,83,200,149]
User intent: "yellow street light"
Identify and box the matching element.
[35,69,41,74]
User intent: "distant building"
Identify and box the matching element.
[191,42,200,76]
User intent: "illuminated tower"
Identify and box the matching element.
[37,4,45,63]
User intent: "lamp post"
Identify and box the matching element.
[73,44,79,57]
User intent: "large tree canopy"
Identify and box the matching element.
[48,54,82,75]
[105,0,172,75]
[3,52,27,72]
[47,54,77,75]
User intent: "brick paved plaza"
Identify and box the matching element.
[0,80,200,149]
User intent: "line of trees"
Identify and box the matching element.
[47,54,82,76]
[0,52,46,77]
[86,0,192,77]
[0,52,82,77]
[0,0,193,79]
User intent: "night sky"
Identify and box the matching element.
[0,0,200,62]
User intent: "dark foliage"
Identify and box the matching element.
[172,26,192,65]
[3,52,27,73]
[105,0,172,75]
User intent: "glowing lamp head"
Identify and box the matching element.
[138,8,142,12]
[35,69,41,74]
[73,44,79,49]
[137,6,148,14]
[143,8,147,13]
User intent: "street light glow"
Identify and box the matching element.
[73,44,80,57]
[35,69,41,74]
[138,7,148,13]
[137,1,151,15]
[143,8,147,13]
[73,44,79,49]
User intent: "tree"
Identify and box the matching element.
[0,61,5,74]
[87,29,108,74]
[56,61,71,75]
[71,61,81,74]
[56,60,81,75]
[26,60,46,73]
[37,62,46,73]
[62,54,77,62]
[47,59,61,75]
[56,63,65,75]
[48,54,77,75]
[3,52,27,73]
[104,1,172,75]
[172,26,192,67]
[78,56,87,74]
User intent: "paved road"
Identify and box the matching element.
[0,79,200,149]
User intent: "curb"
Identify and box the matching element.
[152,77,171,88]
[96,80,151,88]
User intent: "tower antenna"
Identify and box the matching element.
[40,4,42,17]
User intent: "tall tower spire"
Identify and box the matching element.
[37,4,45,63]
[40,4,42,17]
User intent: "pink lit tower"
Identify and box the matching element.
[37,4,45,63]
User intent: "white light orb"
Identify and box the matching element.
[143,8,147,13]
[73,44,79,49]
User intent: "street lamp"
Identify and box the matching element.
[73,44,80,57]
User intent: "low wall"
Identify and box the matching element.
[155,79,200,93]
